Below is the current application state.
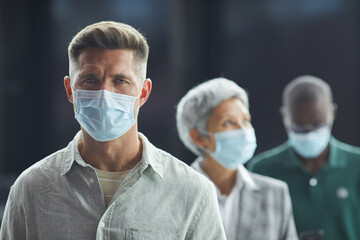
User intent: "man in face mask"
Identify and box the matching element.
[0,21,226,240]
[248,75,360,240]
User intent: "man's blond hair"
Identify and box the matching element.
[68,21,149,81]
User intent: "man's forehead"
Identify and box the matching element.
[286,80,331,102]
[290,96,329,110]
[70,49,145,85]
[289,100,330,123]
[77,64,132,76]
[78,48,134,64]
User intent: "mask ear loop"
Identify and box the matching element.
[135,80,146,100]
[196,129,216,155]
[282,107,292,132]
[132,80,146,119]
[69,87,79,114]
[71,87,76,96]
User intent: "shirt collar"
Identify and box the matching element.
[327,137,347,168]
[191,157,259,193]
[61,131,86,175]
[61,131,164,179]
[238,163,259,190]
[283,136,345,169]
[137,132,164,179]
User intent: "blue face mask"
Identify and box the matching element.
[208,128,257,170]
[73,89,140,142]
[288,127,331,159]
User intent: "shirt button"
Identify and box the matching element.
[89,177,94,183]
[99,221,105,228]
[309,178,318,187]
[336,187,349,199]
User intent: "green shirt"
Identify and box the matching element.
[248,137,360,240]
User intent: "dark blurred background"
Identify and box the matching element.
[0,0,359,217]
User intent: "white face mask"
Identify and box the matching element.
[73,88,141,142]
[288,127,331,159]
[207,128,257,170]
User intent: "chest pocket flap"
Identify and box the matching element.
[125,228,180,240]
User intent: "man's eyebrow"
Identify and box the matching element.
[111,74,131,80]
[112,74,138,84]
[78,73,98,79]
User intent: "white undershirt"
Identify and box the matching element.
[95,168,130,207]
[217,181,241,240]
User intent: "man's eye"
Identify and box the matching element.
[314,123,327,130]
[83,78,96,83]
[291,124,309,133]
[115,79,126,84]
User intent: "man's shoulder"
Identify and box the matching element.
[248,142,289,170]
[148,145,214,196]
[142,134,214,189]
[159,148,212,183]
[333,138,360,156]
[331,139,360,169]
[11,147,67,193]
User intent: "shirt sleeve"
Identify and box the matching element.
[280,184,299,240]
[185,182,226,240]
[0,186,26,240]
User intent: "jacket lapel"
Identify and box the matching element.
[236,168,262,239]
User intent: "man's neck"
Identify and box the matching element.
[297,144,330,175]
[78,127,143,172]
[201,155,238,196]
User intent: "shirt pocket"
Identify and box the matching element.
[125,228,181,240]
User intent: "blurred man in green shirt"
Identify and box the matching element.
[248,75,360,240]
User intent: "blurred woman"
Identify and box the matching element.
[176,78,298,240]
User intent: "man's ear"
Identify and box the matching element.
[332,103,338,121]
[279,106,286,118]
[279,106,290,130]
[64,76,74,103]
[139,78,152,107]
[189,129,209,148]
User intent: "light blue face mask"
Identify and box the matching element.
[288,127,331,159]
[208,128,257,170]
[73,88,141,142]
